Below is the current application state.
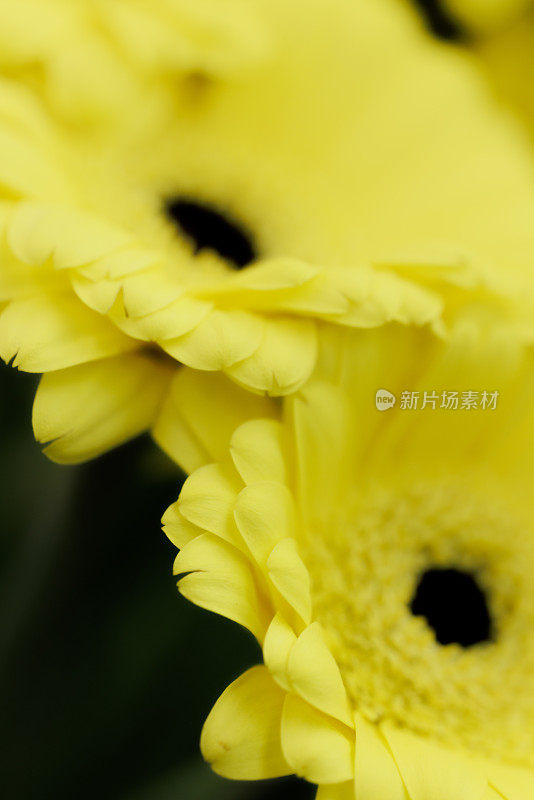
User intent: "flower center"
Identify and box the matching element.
[410,567,492,647]
[411,0,465,40]
[301,482,534,766]
[164,197,257,269]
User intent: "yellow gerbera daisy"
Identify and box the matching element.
[473,6,534,144]
[2,0,534,279]
[0,78,452,463]
[412,0,534,143]
[0,0,268,126]
[439,0,531,33]
[2,0,534,462]
[163,301,534,798]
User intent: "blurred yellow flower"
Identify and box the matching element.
[164,301,534,799]
[443,0,531,32]
[2,0,534,276]
[473,7,534,143]
[0,79,451,463]
[0,0,269,126]
[413,0,534,143]
[1,0,534,463]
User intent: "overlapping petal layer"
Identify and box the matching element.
[164,299,534,798]
[0,0,533,466]
[0,0,269,126]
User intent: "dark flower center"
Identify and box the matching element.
[410,567,492,647]
[411,0,465,41]
[164,198,257,269]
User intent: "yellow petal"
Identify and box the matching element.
[290,381,353,525]
[263,273,352,318]
[287,623,353,728]
[234,481,295,564]
[102,0,269,74]
[372,253,483,291]
[230,419,287,485]
[206,257,320,293]
[0,215,62,302]
[472,11,534,147]
[154,407,208,478]
[489,762,534,800]
[8,202,131,268]
[226,317,317,396]
[201,666,290,780]
[444,0,529,32]
[198,263,350,317]
[482,788,506,800]
[316,783,354,800]
[325,266,442,329]
[130,296,212,341]
[177,463,242,546]
[47,36,142,125]
[267,538,312,625]
[0,71,60,137]
[354,714,407,800]
[162,309,263,370]
[32,352,172,463]
[0,127,72,201]
[119,265,184,317]
[121,267,185,314]
[161,503,202,549]
[70,273,122,315]
[382,724,487,800]
[0,0,77,69]
[281,694,354,784]
[264,612,297,692]
[79,248,161,282]
[0,293,135,371]
[153,368,277,473]
[175,533,270,640]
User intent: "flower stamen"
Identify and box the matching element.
[164,197,257,269]
[410,566,493,647]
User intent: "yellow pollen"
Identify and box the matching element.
[300,482,534,767]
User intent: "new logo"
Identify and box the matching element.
[375,389,396,411]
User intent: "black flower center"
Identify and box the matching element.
[411,0,465,41]
[410,567,492,647]
[164,197,257,269]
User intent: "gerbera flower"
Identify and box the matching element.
[472,7,534,144]
[430,0,532,35]
[163,301,534,798]
[414,0,531,36]
[2,0,534,278]
[2,0,534,462]
[0,0,268,126]
[412,0,534,143]
[0,78,451,463]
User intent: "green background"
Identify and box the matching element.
[0,367,313,799]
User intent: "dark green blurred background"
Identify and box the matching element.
[0,367,313,800]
